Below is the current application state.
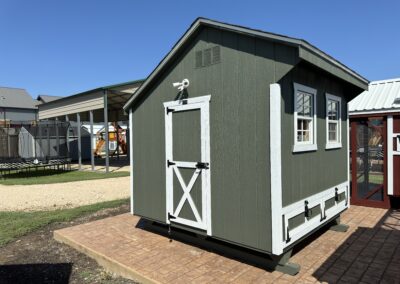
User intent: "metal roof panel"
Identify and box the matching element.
[349,78,400,114]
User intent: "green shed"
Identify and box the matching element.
[123,18,368,273]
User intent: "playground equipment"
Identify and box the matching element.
[93,122,127,158]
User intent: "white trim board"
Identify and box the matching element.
[129,108,134,214]
[388,116,394,195]
[270,83,283,255]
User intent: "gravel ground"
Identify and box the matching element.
[0,177,130,211]
[0,203,137,284]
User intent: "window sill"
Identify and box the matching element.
[325,143,342,150]
[292,144,318,153]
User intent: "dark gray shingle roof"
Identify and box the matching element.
[0,87,37,109]
[37,95,63,104]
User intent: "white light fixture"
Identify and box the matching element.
[172,79,190,92]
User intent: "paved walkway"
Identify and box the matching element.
[54,206,400,283]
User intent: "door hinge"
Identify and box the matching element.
[167,160,176,167]
[286,226,291,243]
[335,187,339,202]
[196,162,209,169]
[168,212,176,220]
[166,107,175,114]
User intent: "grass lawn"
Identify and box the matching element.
[0,198,129,247]
[0,169,129,185]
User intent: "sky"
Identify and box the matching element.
[0,0,399,98]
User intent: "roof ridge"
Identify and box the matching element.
[0,86,27,91]
[370,78,400,85]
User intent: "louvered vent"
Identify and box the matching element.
[203,48,212,66]
[195,51,203,68]
[212,46,220,63]
[195,46,221,68]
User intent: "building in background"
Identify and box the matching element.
[349,78,400,208]
[36,95,63,105]
[0,87,38,123]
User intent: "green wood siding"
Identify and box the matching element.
[131,25,357,254]
[132,27,301,253]
[279,63,349,207]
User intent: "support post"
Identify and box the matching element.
[38,122,43,159]
[90,110,95,171]
[77,113,82,170]
[116,122,120,161]
[65,115,70,158]
[55,117,60,157]
[46,122,50,158]
[104,90,109,173]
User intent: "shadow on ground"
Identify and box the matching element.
[0,262,72,284]
[313,209,400,283]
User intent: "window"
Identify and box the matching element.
[326,94,342,149]
[293,83,317,152]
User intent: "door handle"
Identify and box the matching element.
[196,162,209,169]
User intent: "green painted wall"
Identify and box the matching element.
[279,63,349,207]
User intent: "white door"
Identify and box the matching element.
[164,95,211,235]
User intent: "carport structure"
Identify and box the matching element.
[38,79,144,172]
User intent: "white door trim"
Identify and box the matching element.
[387,115,394,195]
[164,95,212,235]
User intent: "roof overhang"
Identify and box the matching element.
[38,79,144,121]
[124,18,368,111]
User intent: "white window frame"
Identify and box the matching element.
[293,83,317,153]
[325,93,342,149]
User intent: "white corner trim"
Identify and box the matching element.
[270,83,283,255]
[346,103,350,208]
[325,93,342,149]
[293,83,317,153]
[129,108,134,215]
[293,143,318,153]
[388,115,394,195]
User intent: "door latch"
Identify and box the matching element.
[167,160,176,167]
[305,200,310,218]
[196,162,209,169]
[335,187,339,202]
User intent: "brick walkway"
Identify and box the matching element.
[54,206,400,283]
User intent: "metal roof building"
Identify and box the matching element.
[349,78,400,115]
[38,79,144,172]
[349,78,400,208]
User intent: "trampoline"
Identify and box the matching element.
[0,120,71,176]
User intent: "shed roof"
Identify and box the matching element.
[0,87,37,109]
[124,17,369,111]
[349,78,400,115]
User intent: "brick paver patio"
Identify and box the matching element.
[54,206,400,283]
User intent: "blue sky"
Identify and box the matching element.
[0,0,399,98]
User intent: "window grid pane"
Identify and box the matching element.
[327,98,340,144]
